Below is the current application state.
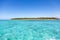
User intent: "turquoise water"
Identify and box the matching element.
[0,20,60,40]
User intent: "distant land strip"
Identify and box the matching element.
[11,17,59,20]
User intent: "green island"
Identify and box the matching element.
[11,17,59,20]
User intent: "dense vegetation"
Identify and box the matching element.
[11,17,59,20]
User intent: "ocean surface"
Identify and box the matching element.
[0,20,60,40]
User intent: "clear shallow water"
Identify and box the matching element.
[0,20,60,40]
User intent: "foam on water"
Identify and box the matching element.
[0,20,60,40]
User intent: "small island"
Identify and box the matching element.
[11,17,59,20]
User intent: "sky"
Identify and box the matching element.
[0,0,60,19]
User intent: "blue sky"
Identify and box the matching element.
[0,0,60,19]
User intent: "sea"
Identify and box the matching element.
[0,20,60,40]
